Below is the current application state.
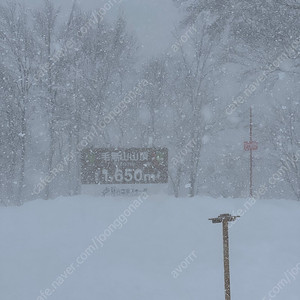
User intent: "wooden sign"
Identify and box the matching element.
[81,148,168,184]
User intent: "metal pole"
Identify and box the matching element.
[223,220,231,300]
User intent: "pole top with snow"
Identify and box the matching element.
[209,214,240,224]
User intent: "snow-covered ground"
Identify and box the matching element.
[0,194,299,300]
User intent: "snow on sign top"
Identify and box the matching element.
[81,148,168,185]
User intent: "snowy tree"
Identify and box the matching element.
[168,14,224,196]
[268,100,300,200]
[0,2,36,203]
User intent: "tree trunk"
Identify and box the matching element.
[17,108,27,205]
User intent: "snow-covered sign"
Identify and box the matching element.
[81,148,168,184]
[244,141,258,151]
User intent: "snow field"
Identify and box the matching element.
[0,195,299,300]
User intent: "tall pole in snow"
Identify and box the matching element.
[244,107,258,198]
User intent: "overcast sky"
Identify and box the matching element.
[19,0,181,59]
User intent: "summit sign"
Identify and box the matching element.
[81,148,168,185]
